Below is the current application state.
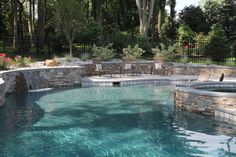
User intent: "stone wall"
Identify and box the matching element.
[1,66,86,94]
[172,64,236,77]
[0,78,5,107]
[0,62,236,107]
[93,62,236,77]
[175,83,236,115]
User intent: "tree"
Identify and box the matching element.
[28,0,35,46]
[203,0,221,27]
[12,0,18,48]
[0,0,10,35]
[162,0,177,40]
[55,0,87,56]
[169,0,176,38]
[17,0,25,40]
[179,5,209,34]
[157,0,167,38]
[205,24,229,62]
[91,0,103,25]
[150,0,159,39]
[136,0,155,37]
[177,24,194,47]
[38,0,46,53]
[219,0,236,41]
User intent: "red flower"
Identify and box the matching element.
[0,53,6,57]
[5,57,12,62]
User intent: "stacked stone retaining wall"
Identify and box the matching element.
[0,62,236,107]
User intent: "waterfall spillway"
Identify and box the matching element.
[22,70,48,90]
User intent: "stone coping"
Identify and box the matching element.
[0,65,84,74]
[176,82,236,98]
[82,75,197,82]
[172,63,236,69]
[81,75,198,87]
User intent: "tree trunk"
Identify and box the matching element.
[38,0,46,53]
[12,0,18,48]
[96,0,102,25]
[69,42,73,56]
[28,0,34,46]
[157,0,166,39]
[136,0,155,37]
[32,0,35,25]
[151,0,158,39]
[169,0,176,39]
[91,0,102,25]
[91,0,97,19]
[119,0,128,31]
[17,1,24,38]
[157,9,163,38]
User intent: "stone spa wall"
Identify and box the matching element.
[175,82,236,115]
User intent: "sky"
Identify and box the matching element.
[175,0,199,13]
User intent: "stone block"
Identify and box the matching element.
[44,59,59,66]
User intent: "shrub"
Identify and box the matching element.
[204,24,229,62]
[122,44,144,60]
[205,58,212,65]
[64,53,74,62]
[53,55,61,64]
[14,55,31,67]
[226,60,235,66]
[92,43,115,60]
[0,53,12,70]
[152,43,175,62]
[80,53,91,61]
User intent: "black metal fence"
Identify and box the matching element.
[0,35,235,65]
[174,41,236,65]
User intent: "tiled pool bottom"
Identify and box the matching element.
[1,86,236,157]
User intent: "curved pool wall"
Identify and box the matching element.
[0,62,236,107]
[175,82,236,124]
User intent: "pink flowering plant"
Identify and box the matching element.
[14,55,32,67]
[0,53,12,70]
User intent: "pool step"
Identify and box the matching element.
[215,108,236,125]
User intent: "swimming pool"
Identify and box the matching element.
[0,85,235,157]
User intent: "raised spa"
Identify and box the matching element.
[175,82,236,125]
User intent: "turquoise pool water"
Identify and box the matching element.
[0,85,236,157]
